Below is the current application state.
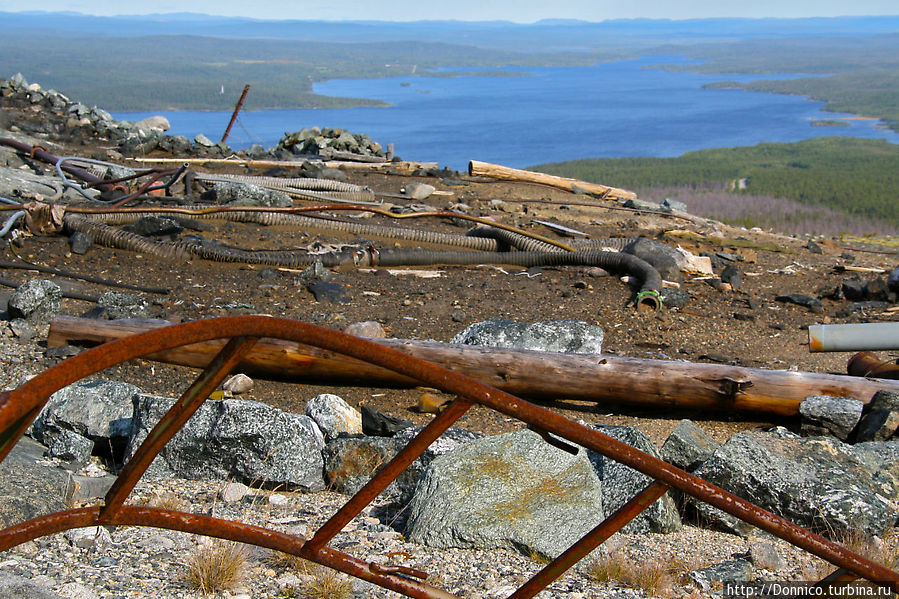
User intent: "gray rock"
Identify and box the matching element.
[219,481,251,503]
[133,115,170,131]
[0,573,63,599]
[65,526,112,550]
[194,133,215,147]
[691,427,898,536]
[660,287,690,308]
[452,318,603,354]
[304,393,362,440]
[855,410,899,443]
[42,427,94,463]
[126,395,326,491]
[361,405,413,437]
[343,321,388,338]
[869,390,899,412]
[96,291,149,320]
[661,198,688,213]
[720,264,742,290]
[324,426,479,505]
[799,395,863,440]
[222,373,254,394]
[123,215,183,237]
[66,473,116,504]
[402,182,436,200]
[749,540,787,571]
[690,559,753,589]
[586,425,681,534]
[247,144,268,158]
[775,294,823,313]
[31,379,142,462]
[660,419,719,472]
[306,280,350,303]
[8,279,62,325]
[0,437,70,528]
[406,429,604,560]
[202,181,292,207]
[623,238,683,280]
[68,231,93,255]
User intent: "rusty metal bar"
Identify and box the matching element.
[221,84,250,144]
[0,506,461,599]
[508,480,671,599]
[301,397,473,555]
[1,315,897,598]
[101,336,258,517]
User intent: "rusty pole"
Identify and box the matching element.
[221,84,251,144]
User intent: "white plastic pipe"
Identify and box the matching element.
[808,322,899,352]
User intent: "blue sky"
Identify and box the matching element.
[3,0,899,22]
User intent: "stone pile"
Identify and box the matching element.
[275,126,388,160]
[1,73,391,163]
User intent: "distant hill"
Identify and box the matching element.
[2,12,899,51]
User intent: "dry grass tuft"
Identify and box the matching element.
[299,564,354,599]
[146,491,188,512]
[589,551,674,597]
[184,540,250,595]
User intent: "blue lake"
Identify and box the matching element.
[114,56,897,171]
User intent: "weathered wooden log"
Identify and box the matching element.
[132,157,437,173]
[47,316,899,416]
[468,160,637,201]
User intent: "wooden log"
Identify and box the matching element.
[132,157,437,173]
[48,316,899,417]
[468,160,638,201]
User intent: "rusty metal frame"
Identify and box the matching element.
[0,315,896,598]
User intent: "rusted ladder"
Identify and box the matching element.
[0,316,895,598]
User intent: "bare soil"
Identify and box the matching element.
[3,124,898,448]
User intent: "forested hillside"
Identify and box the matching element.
[532,138,899,229]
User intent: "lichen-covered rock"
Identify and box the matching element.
[323,427,480,504]
[451,318,603,354]
[587,425,681,534]
[406,429,604,560]
[691,427,898,536]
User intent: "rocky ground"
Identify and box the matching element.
[2,74,899,599]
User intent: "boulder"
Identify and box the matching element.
[405,429,604,560]
[0,436,70,528]
[30,379,141,463]
[691,427,898,536]
[798,395,863,440]
[660,419,719,472]
[0,573,63,599]
[8,279,62,325]
[586,425,681,534]
[126,395,326,491]
[324,426,480,505]
[133,115,170,131]
[451,318,603,354]
[304,393,362,440]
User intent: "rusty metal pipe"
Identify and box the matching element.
[848,352,899,380]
